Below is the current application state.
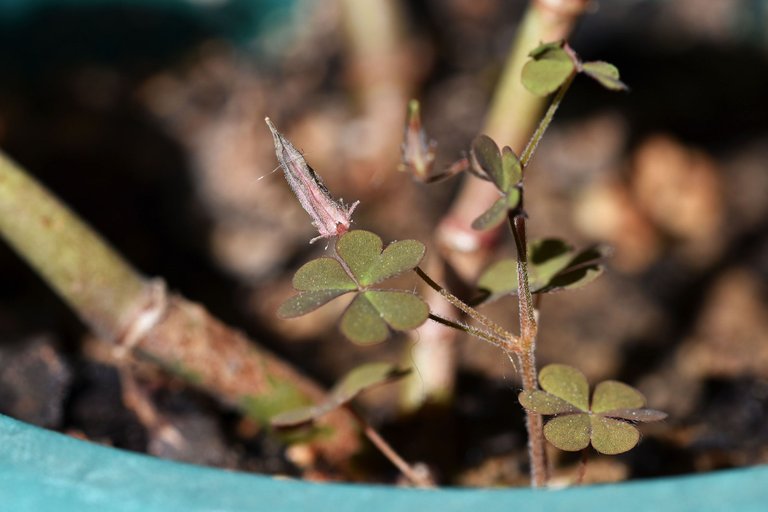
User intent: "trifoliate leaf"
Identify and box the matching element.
[539,364,589,411]
[522,43,576,96]
[520,364,666,456]
[582,61,628,91]
[477,241,607,300]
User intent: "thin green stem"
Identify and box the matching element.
[416,266,520,353]
[520,73,576,169]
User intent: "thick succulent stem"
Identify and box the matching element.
[0,150,361,471]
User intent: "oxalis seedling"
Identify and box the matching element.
[266,41,665,487]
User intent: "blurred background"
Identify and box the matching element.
[0,0,767,486]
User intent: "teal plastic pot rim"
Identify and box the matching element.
[0,413,765,512]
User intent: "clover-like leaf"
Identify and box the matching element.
[472,136,522,193]
[476,239,606,302]
[470,136,523,231]
[582,61,628,91]
[519,364,667,455]
[522,41,576,96]
[340,291,428,345]
[539,246,607,293]
[272,362,410,428]
[278,230,428,344]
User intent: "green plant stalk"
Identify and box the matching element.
[519,72,575,167]
[416,266,520,353]
[438,0,590,259]
[510,73,577,487]
[405,0,589,415]
[0,150,362,470]
[427,313,511,351]
[511,214,546,487]
[0,151,148,340]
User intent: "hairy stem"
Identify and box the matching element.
[428,313,511,351]
[520,72,576,168]
[416,266,520,353]
[511,213,547,487]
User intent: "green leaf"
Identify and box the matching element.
[471,196,510,231]
[602,408,668,422]
[476,258,518,300]
[529,239,574,286]
[363,239,425,286]
[336,230,382,284]
[522,44,576,96]
[519,389,581,415]
[591,381,646,413]
[471,135,506,191]
[364,290,429,331]
[471,136,522,194]
[330,362,410,403]
[277,289,353,318]
[336,230,425,286]
[590,416,640,454]
[271,362,410,427]
[293,258,357,291]
[539,364,589,411]
[340,294,389,345]
[544,265,603,292]
[339,291,428,345]
[582,61,628,91]
[501,146,523,185]
[528,41,564,58]
[544,414,591,451]
[536,245,607,293]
